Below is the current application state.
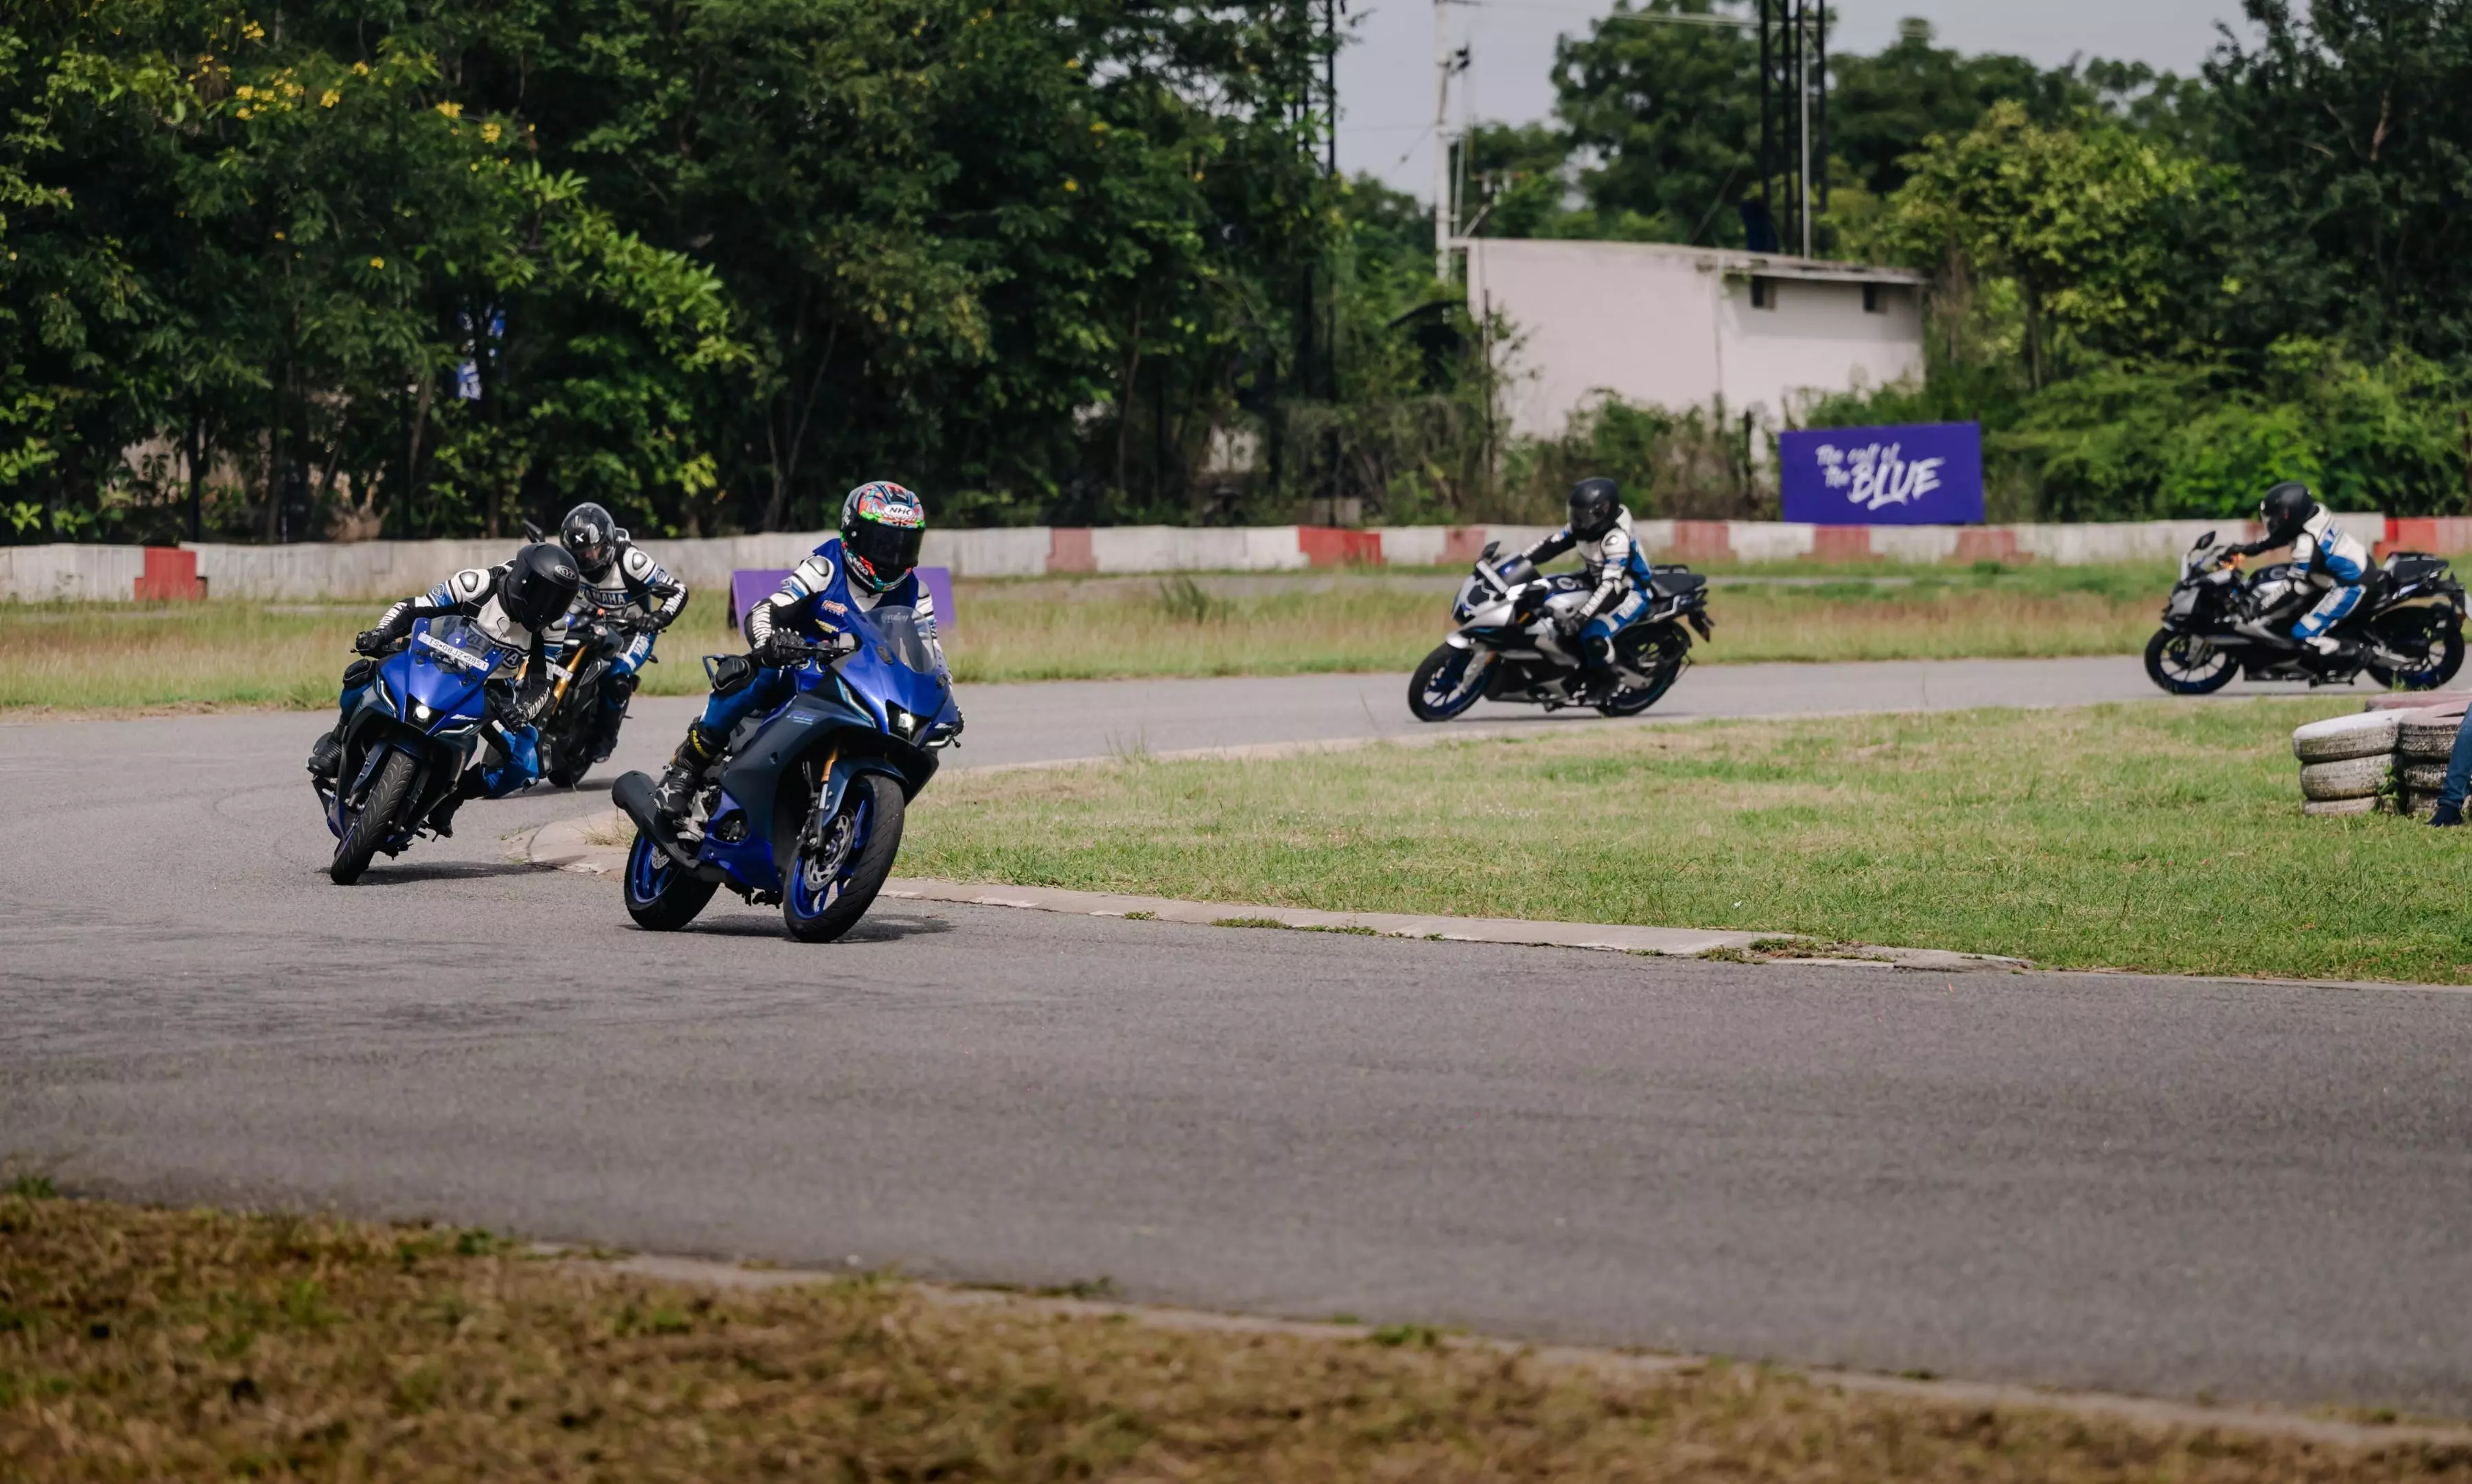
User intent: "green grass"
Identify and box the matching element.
[4,1192,2460,1480]
[904,696,2470,984]
[0,561,2171,714]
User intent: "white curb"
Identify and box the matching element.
[515,809,2025,970]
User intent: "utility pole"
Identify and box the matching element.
[1797,0,1811,257]
[1432,0,1452,281]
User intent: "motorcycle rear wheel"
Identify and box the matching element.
[1410,645,1491,722]
[624,831,719,931]
[2365,622,2465,691]
[329,748,417,884]
[783,773,907,943]
[2144,629,2238,695]
[1596,657,1683,717]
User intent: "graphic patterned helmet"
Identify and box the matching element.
[500,543,584,633]
[1568,477,1622,541]
[840,481,926,594]
[559,502,619,572]
[2259,481,2317,539]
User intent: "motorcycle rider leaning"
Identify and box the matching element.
[2219,481,2369,659]
[651,480,956,824]
[307,541,583,836]
[556,502,689,762]
[1518,476,1657,679]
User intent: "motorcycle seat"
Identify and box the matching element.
[1653,572,1707,598]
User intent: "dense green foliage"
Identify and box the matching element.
[15,0,2472,538]
[3,0,1456,541]
[1471,0,2472,523]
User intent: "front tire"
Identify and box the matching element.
[330,748,417,884]
[783,773,906,943]
[624,831,719,930]
[1409,645,1491,722]
[2144,628,2238,695]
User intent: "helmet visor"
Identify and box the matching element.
[846,521,923,576]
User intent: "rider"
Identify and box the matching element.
[306,542,584,836]
[555,502,690,763]
[1517,476,1657,681]
[2219,481,2370,659]
[650,480,954,823]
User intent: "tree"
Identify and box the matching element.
[1552,0,1760,246]
[1883,102,2206,389]
[2208,0,2472,364]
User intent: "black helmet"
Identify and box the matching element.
[559,502,619,572]
[840,480,926,595]
[2259,481,2317,539]
[499,542,583,632]
[1568,477,1622,541]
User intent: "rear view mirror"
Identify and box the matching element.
[1480,540,1501,560]
[2195,530,2216,549]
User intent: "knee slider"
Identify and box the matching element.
[342,657,377,689]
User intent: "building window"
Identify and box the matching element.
[1863,283,1887,314]
[1750,277,1775,311]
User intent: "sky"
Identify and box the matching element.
[1338,0,2259,198]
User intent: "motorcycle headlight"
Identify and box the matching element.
[413,702,433,723]
[883,703,924,741]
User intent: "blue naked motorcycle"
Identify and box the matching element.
[611,601,961,943]
[317,615,511,884]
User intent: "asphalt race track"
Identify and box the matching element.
[7,656,2467,1417]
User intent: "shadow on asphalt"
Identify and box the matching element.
[347,860,543,886]
[664,912,957,945]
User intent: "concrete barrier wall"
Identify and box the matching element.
[0,513,2412,601]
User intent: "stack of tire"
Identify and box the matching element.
[2395,706,2468,818]
[2293,712,2399,816]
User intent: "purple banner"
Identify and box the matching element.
[1781,422,1983,526]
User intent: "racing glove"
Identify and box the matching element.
[756,631,814,668]
[354,628,393,656]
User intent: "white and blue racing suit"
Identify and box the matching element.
[2230,507,2369,642]
[1520,508,1656,666]
[568,541,687,741]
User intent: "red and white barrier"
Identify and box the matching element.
[0,512,2425,602]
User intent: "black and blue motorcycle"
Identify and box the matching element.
[317,615,513,884]
[611,602,961,943]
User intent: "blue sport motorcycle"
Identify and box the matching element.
[317,615,515,884]
[611,602,961,943]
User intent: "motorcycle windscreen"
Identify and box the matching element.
[836,604,955,731]
[405,616,501,719]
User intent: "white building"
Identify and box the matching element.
[1460,238,1928,438]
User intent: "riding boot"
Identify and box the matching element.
[307,729,342,782]
[425,767,489,839]
[2429,802,2464,828]
[652,723,724,823]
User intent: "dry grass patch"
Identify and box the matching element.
[3,1191,2464,1481]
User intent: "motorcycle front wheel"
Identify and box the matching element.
[2143,629,2239,695]
[783,773,906,943]
[329,748,417,884]
[1409,645,1492,722]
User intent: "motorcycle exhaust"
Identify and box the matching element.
[611,769,720,878]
